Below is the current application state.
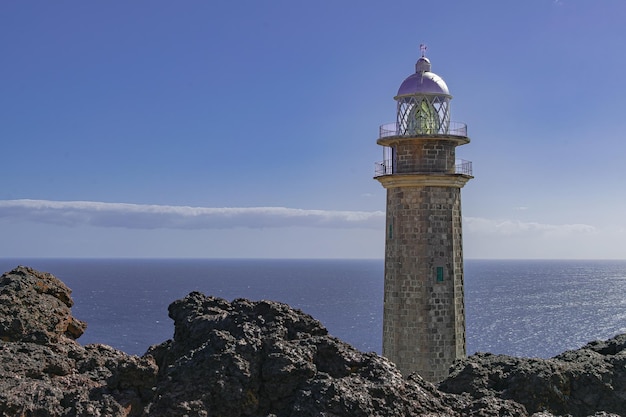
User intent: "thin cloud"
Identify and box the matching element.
[0,199,385,230]
[464,216,596,237]
[0,200,598,238]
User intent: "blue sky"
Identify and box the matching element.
[1,0,626,259]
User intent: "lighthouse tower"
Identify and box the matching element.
[374,47,473,382]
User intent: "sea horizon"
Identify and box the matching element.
[1,258,624,359]
[4,257,626,261]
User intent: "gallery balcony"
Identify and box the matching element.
[378,121,468,139]
[374,159,473,177]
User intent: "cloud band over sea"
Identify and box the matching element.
[0,199,599,238]
[0,199,385,230]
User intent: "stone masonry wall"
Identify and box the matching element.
[382,185,466,382]
[394,140,457,174]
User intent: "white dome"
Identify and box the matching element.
[396,56,450,97]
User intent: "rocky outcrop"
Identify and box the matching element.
[144,292,465,416]
[440,335,626,417]
[0,265,624,417]
[0,266,158,417]
[0,265,86,343]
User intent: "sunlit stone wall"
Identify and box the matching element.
[382,185,466,382]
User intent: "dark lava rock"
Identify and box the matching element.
[0,265,86,343]
[145,291,463,416]
[0,266,158,417]
[0,265,624,417]
[439,334,626,417]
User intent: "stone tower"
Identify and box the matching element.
[374,48,473,382]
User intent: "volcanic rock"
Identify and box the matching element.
[0,265,624,417]
[440,334,626,417]
[0,265,86,343]
[144,291,463,416]
[0,266,158,417]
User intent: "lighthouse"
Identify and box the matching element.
[374,47,473,382]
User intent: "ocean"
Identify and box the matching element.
[1,258,625,359]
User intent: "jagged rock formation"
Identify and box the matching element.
[0,266,158,416]
[0,266,624,417]
[0,265,86,343]
[440,335,626,417]
[144,291,466,416]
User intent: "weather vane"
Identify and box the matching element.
[420,43,427,57]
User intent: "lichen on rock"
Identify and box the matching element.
[0,266,157,417]
[0,266,86,343]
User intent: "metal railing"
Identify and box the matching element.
[374,160,394,176]
[379,121,467,139]
[455,159,473,176]
[374,159,473,177]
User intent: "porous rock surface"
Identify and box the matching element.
[0,266,157,416]
[440,335,626,417]
[0,265,624,417]
[145,291,465,416]
[0,265,86,343]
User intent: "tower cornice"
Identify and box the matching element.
[377,135,470,147]
[375,173,472,189]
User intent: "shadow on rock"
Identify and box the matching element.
[1,266,624,417]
